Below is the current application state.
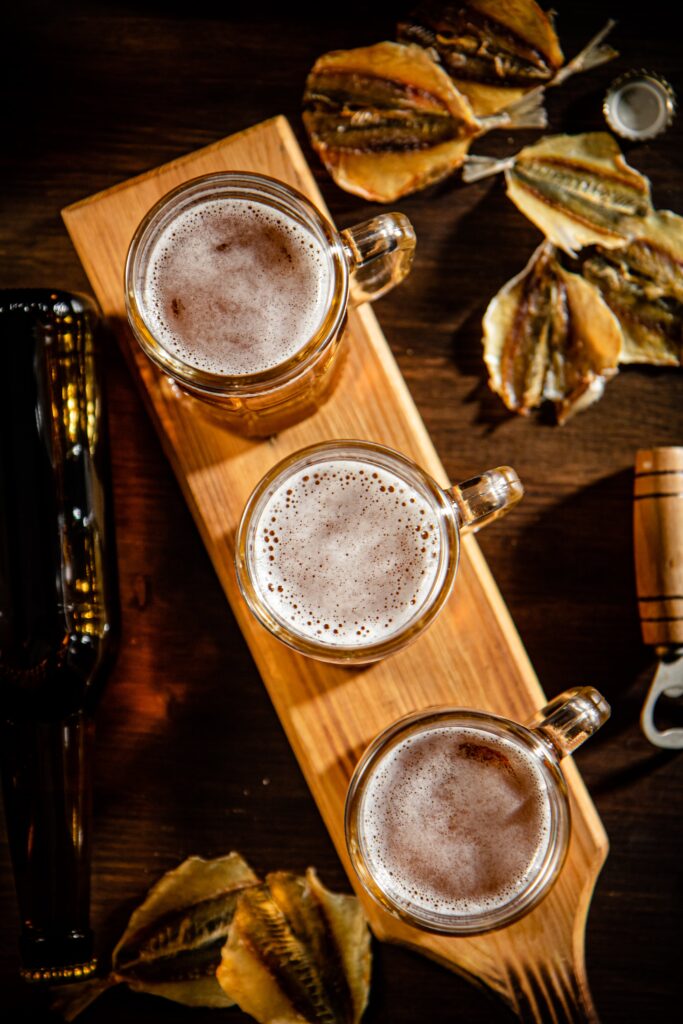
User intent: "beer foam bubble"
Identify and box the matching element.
[141,197,330,376]
[360,725,552,918]
[250,458,443,646]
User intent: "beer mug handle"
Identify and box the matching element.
[448,467,524,534]
[341,213,416,305]
[527,687,611,758]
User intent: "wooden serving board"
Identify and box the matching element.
[63,116,607,1022]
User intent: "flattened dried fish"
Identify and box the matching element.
[579,211,683,365]
[303,41,478,201]
[398,0,563,116]
[483,242,623,422]
[52,853,260,1021]
[398,4,616,118]
[216,869,371,1024]
[302,41,544,202]
[112,852,259,1006]
[464,133,653,254]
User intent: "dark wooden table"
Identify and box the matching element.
[2,2,682,1020]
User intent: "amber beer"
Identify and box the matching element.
[141,196,332,377]
[248,455,443,648]
[355,723,552,920]
[126,172,416,436]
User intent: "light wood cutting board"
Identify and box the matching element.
[63,116,608,1023]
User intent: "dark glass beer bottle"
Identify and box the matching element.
[0,291,118,981]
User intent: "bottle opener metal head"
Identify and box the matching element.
[640,650,683,749]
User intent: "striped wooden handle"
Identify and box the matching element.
[634,447,683,647]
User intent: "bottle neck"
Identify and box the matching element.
[0,711,97,980]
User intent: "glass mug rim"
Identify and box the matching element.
[124,170,349,397]
[234,439,461,665]
[344,704,571,936]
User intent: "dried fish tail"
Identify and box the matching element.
[462,153,516,183]
[479,87,548,131]
[551,19,618,88]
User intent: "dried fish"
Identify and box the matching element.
[398,4,616,118]
[111,852,259,1005]
[483,241,623,422]
[52,853,260,1021]
[303,41,479,202]
[302,41,544,202]
[398,0,563,116]
[579,211,683,365]
[464,133,653,255]
[216,868,371,1024]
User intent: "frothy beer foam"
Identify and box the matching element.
[142,198,331,375]
[251,459,442,646]
[360,725,551,917]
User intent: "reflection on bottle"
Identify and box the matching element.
[0,290,119,981]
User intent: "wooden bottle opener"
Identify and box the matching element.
[634,447,683,748]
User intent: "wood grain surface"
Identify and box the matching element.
[62,114,607,1022]
[1,2,682,1022]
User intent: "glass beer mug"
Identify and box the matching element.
[235,439,523,664]
[125,172,415,436]
[345,687,610,935]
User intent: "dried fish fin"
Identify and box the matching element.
[462,153,515,183]
[483,242,623,421]
[492,88,548,130]
[216,871,371,1024]
[552,19,618,87]
[580,210,683,366]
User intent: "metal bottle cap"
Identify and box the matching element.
[603,69,676,141]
